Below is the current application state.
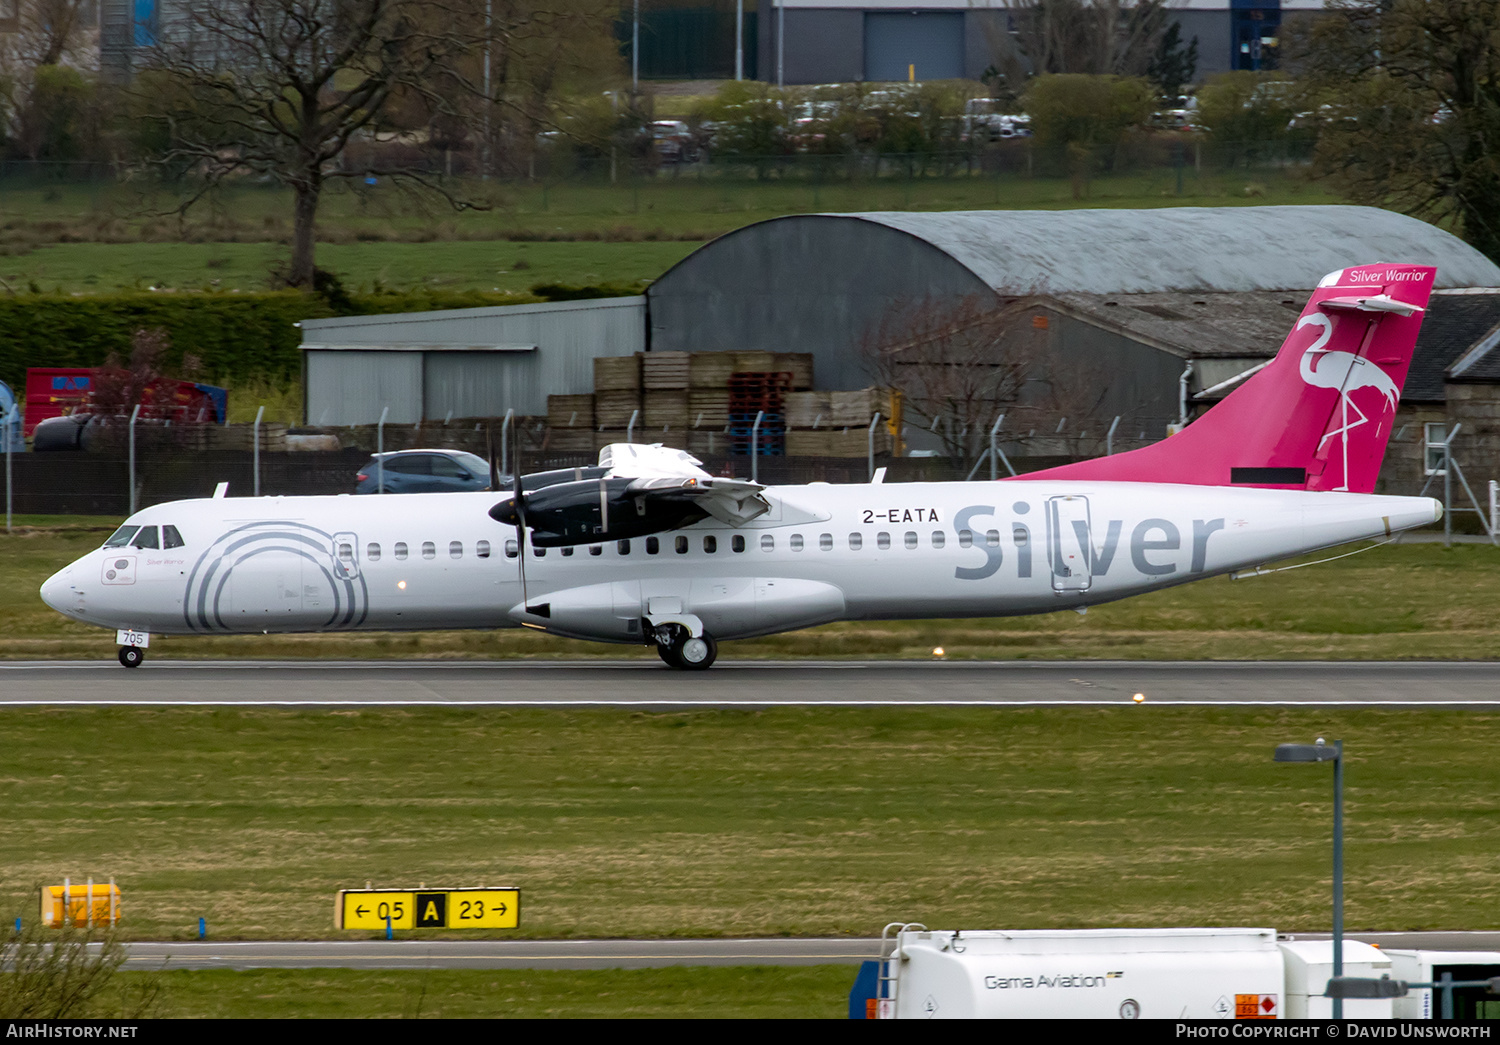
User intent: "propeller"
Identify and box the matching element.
[485,423,500,492]
[512,428,530,609]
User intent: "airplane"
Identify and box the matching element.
[40,263,1442,671]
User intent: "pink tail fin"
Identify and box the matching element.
[1016,263,1435,494]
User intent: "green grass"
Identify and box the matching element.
[6,524,1500,660]
[4,705,1500,941]
[124,967,852,1018]
[1,239,699,296]
[0,168,1340,294]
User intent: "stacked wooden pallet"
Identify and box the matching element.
[593,355,641,428]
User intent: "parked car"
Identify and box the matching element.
[355,449,495,494]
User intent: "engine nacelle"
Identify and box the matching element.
[490,477,709,547]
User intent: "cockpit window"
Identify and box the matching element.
[132,527,160,550]
[103,525,140,549]
[162,525,185,549]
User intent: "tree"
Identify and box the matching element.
[994,0,1172,81]
[1194,71,1298,166]
[1022,73,1155,193]
[0,1,106,164]
[861,295,1107,464]
[1148,20,1198,101]
[134,0,476,287]
[0,917,161,1019]
[1297,0,1500,262]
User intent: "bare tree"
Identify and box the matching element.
[861,294,1108,464]
[134,0,478,287]
[1295,0,1500,263]
[0,0,96,69]
[986,0,1171,85]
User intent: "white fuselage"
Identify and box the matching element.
[41,480,1440,644]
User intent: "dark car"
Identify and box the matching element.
[355,449,494,494]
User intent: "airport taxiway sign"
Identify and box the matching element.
[337,888,519,930]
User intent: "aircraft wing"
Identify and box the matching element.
[625,475,771,526]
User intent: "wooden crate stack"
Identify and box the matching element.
[643,351,690,430]
[593,355,641,429]
[546,393,596,453]
[783,388,890,457]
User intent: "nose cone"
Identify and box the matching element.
[40,565,75,613]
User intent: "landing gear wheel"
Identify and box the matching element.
[676,634,717,671]
[656,641,683,668]
[118,646,144,669]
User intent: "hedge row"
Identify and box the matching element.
[0,288,544,392]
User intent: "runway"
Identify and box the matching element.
[117,933,1500,970]
[4,659,1500,706]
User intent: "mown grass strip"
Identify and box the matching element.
[119,966,853,1019]
[3,706,1499,940]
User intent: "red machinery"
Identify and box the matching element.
[23,368,226,438]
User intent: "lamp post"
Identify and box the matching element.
[1275,737,1344,1018]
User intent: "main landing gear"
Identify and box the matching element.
[653,624,717,671]
[118,646,144,669]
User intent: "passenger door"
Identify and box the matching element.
[1047,495,1092,593]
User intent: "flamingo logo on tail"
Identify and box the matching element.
[1296,313,1403,491]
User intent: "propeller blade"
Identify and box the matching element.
[513,427,529,607]
[486,423,500,491]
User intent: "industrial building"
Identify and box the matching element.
[755,0,1327,86]
[296,204,1500,492]
[298,296,644,427]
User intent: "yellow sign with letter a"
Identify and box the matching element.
[336,887,519,930]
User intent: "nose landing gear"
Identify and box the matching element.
[118,646,144,669]
[652,624,717,671]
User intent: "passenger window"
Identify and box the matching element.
[617,539,631,555]
[561,547,574,557]
[394,542,408,560]
[931,531,945,549]
[338,542,354,564]
[790,534,804,552]
[132,527,160,550]
[820,533,832,551]
[761,534,774,551]
[704,536,717,553]
[505,540,518,558]
[848,532,862,550]
[367,542,381,561]
[877,532,891,550]
[450,541,463,559]
[732,535,745,553]
[676,536,689,554]
[589,545,602,556]
[162,525,185,549]
[904,531,918,549]
[422,542,436,559]
[476,540,491,559]
[533,546,546,557]
[646,536,660,555]
[1013,526,1029,546]
[987,529,1001,547]
[102,525,140,549]
[959,530,974,548]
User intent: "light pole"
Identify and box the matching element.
[1275,737,1344,1018]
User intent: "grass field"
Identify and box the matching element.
[0,168,1341,294]
[4,705,1500,942]
[118,967,851,1019]
[5,521,1499,661]
[2,240,699,296]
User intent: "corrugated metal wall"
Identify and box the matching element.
[301,297,646,425]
